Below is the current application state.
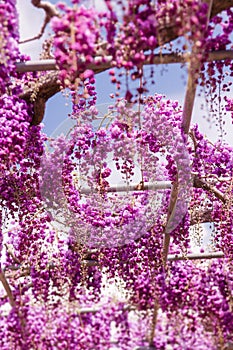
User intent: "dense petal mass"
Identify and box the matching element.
[0,0,232,349]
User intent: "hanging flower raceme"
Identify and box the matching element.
[43,120,152,248]
[141,95,192,233]
[196,260,233,341]
[51,3,107,109]
[0,298,129,349]
[0,95,32,174]
[0,1,233,349]
[199,9,233,131]
[0,0,19,94]
[40,96,192,252]
[52,4,101,86]
[225,97,233,121]
[104,0,209,101]
[189,122,233,259]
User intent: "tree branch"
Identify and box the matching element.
[19,71,61,125]
[19,0,59,44]
[190,208,213,225]
[4,244,21,265]
[193,176,226,203]
[0,268,15,307]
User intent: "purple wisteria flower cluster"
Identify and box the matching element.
[40,96,191,248]
[0,0,19,93]
[0,0,232,349]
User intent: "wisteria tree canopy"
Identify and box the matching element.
[0,0,233,349]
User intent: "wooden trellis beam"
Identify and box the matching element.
[81,252,225,267]
[162,0,215,266]
[134,347,156,350]
[80,181,172,194]
[134,343,233,350]
[17,50,233,125]
[168,251,224,260]
[5,252,225,279]
[15,50,233,73]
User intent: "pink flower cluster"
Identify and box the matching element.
[0,0,19,93]
[0,0,233,349]
[52,4,100,85]
[0,95,31,173]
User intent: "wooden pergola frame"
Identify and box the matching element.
[15,50,233,73]
[15,47,233,263]
[3,1,231,347]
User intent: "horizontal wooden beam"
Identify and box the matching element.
[5,252,225,277]
[15,50,233,73]
[134,344,233,350]
[81,252,225,267]
[168,251,224,261]
[134,347,156,350]
[80,181,172,194]
[16,59,57,72]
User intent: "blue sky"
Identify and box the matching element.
[44,64,188,135]
[17,0,232,143]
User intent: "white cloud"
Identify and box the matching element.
[91,0,107,11]
[166,91,233,145]
[16,0,50,59]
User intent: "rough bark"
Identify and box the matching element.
[20,71,61,125]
